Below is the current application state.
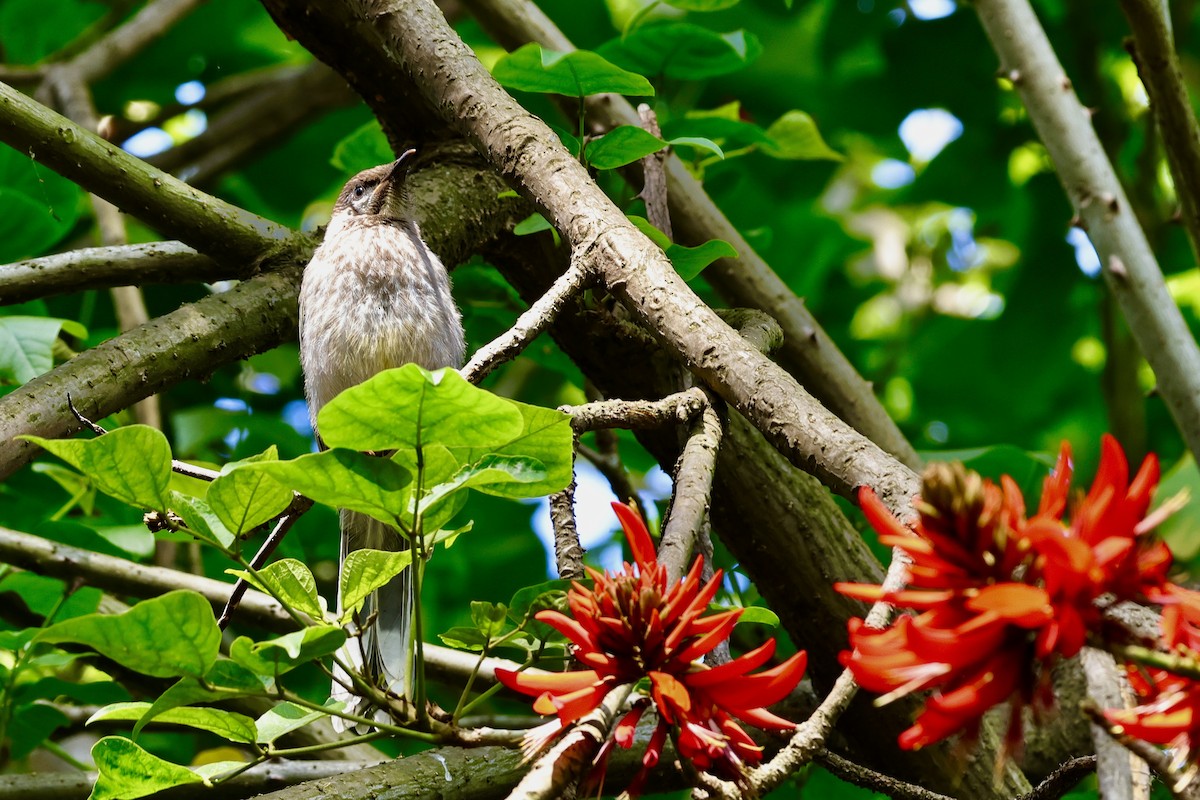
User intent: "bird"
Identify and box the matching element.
[299,149,465,722]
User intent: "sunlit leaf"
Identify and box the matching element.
[340,549,414,619]
[23,426,171,511]
[494,43,654,97]
[585,125,666,169]
[38,591,219,679]
[599,23,762,80]
[90,736,203,800]
[227,558,323,620]
[762,110,842,161]
[88,703,257,744]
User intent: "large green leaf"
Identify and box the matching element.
[0,146,83,263]
[38,591,219,678]
[599,23,761,80]
[208,449,292,536]
[170,492,237,550]
[136,660,269,736]
[421,455,548,517]
[493,43,654,97]
[330,120,394,173]
[585,125,666,169]
[255,701,338,744]
[238,449,411,526]
[90,737,202,800]
[318,365,525,452]
[227,558,324,620]
[662,0,741,9]
[23,426,172,511]
[88,703,258,744]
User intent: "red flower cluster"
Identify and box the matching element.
[837,436,1171,752]
[497,502,806,793]
[1105,585,1200,766]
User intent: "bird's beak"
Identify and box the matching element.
[369,149,417,215]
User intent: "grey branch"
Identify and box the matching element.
[461,257,592,384]
[549,476,585,581]
[637,103,672,239]
[657,394,722,584]
[975,0,1200,467]
[561,387,708,432]
[1080,647,1149,800]
[458,0,921,471]
[1118,0,1200,259]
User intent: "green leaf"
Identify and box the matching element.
[0,316,64,384]
[9,702,68,759]
[449,400,573,498]
[170,492,236,549]
[238,449,411,526]
[599,23,762,80]
[662,0,740,8]
[340,549,414,620]
[136,660,268,735]
[330,121,394,173]
[628,216,737,280]
[23,426,171,511]
[421,455,548,520]
[667,136,724,160]
[585,125,666,169]
[734,606,780,628]
[667,238,738,281]
[88,702,258,744]
[762,110,843,161]
[90,736,203,800]
[318,365,525,453]
[0,146,83,263]
[209,453,292,536]
[513,213,556,238]
[229,627,345,676]
[508,579,576,623]
[38,591,219,678]
[493,43,654,97]
[438,626,489,651]
[388,445,467,532]
[471,600,509,639]
[255,700,338,744]
[1157,453,1200,561]
[227,559,324,620]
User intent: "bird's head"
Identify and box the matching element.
[332,148,417,221]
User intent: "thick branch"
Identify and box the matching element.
[974,0,1200,466]
[0,242,232,305]
[0,81,294,267]
[1119,0,1200,258]
[458,0,922,472]
[325,0,921,521]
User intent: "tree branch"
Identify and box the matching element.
[69,0,207,84]
[0,80,296,267]
[657,394,722,584]
[974,0,1200,466]
[457,0,922,472]
[0,242,232,305]
[1118,0,1200,258]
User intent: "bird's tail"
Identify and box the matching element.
[331,509,413,729]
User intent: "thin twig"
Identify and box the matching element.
[218,495,317,628]
[560,387,707,433]
[461,257,592,384]
[549,475,585,580]
[815,750,954,800]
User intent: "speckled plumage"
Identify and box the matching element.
[299,155,464,718]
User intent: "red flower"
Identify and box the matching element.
[496,502,806,791]
[1104,586,1200,765]
[837,436,1171,752]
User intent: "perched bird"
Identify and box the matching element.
[299,150,465,719]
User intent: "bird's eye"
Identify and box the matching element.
[353,185,366,198]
